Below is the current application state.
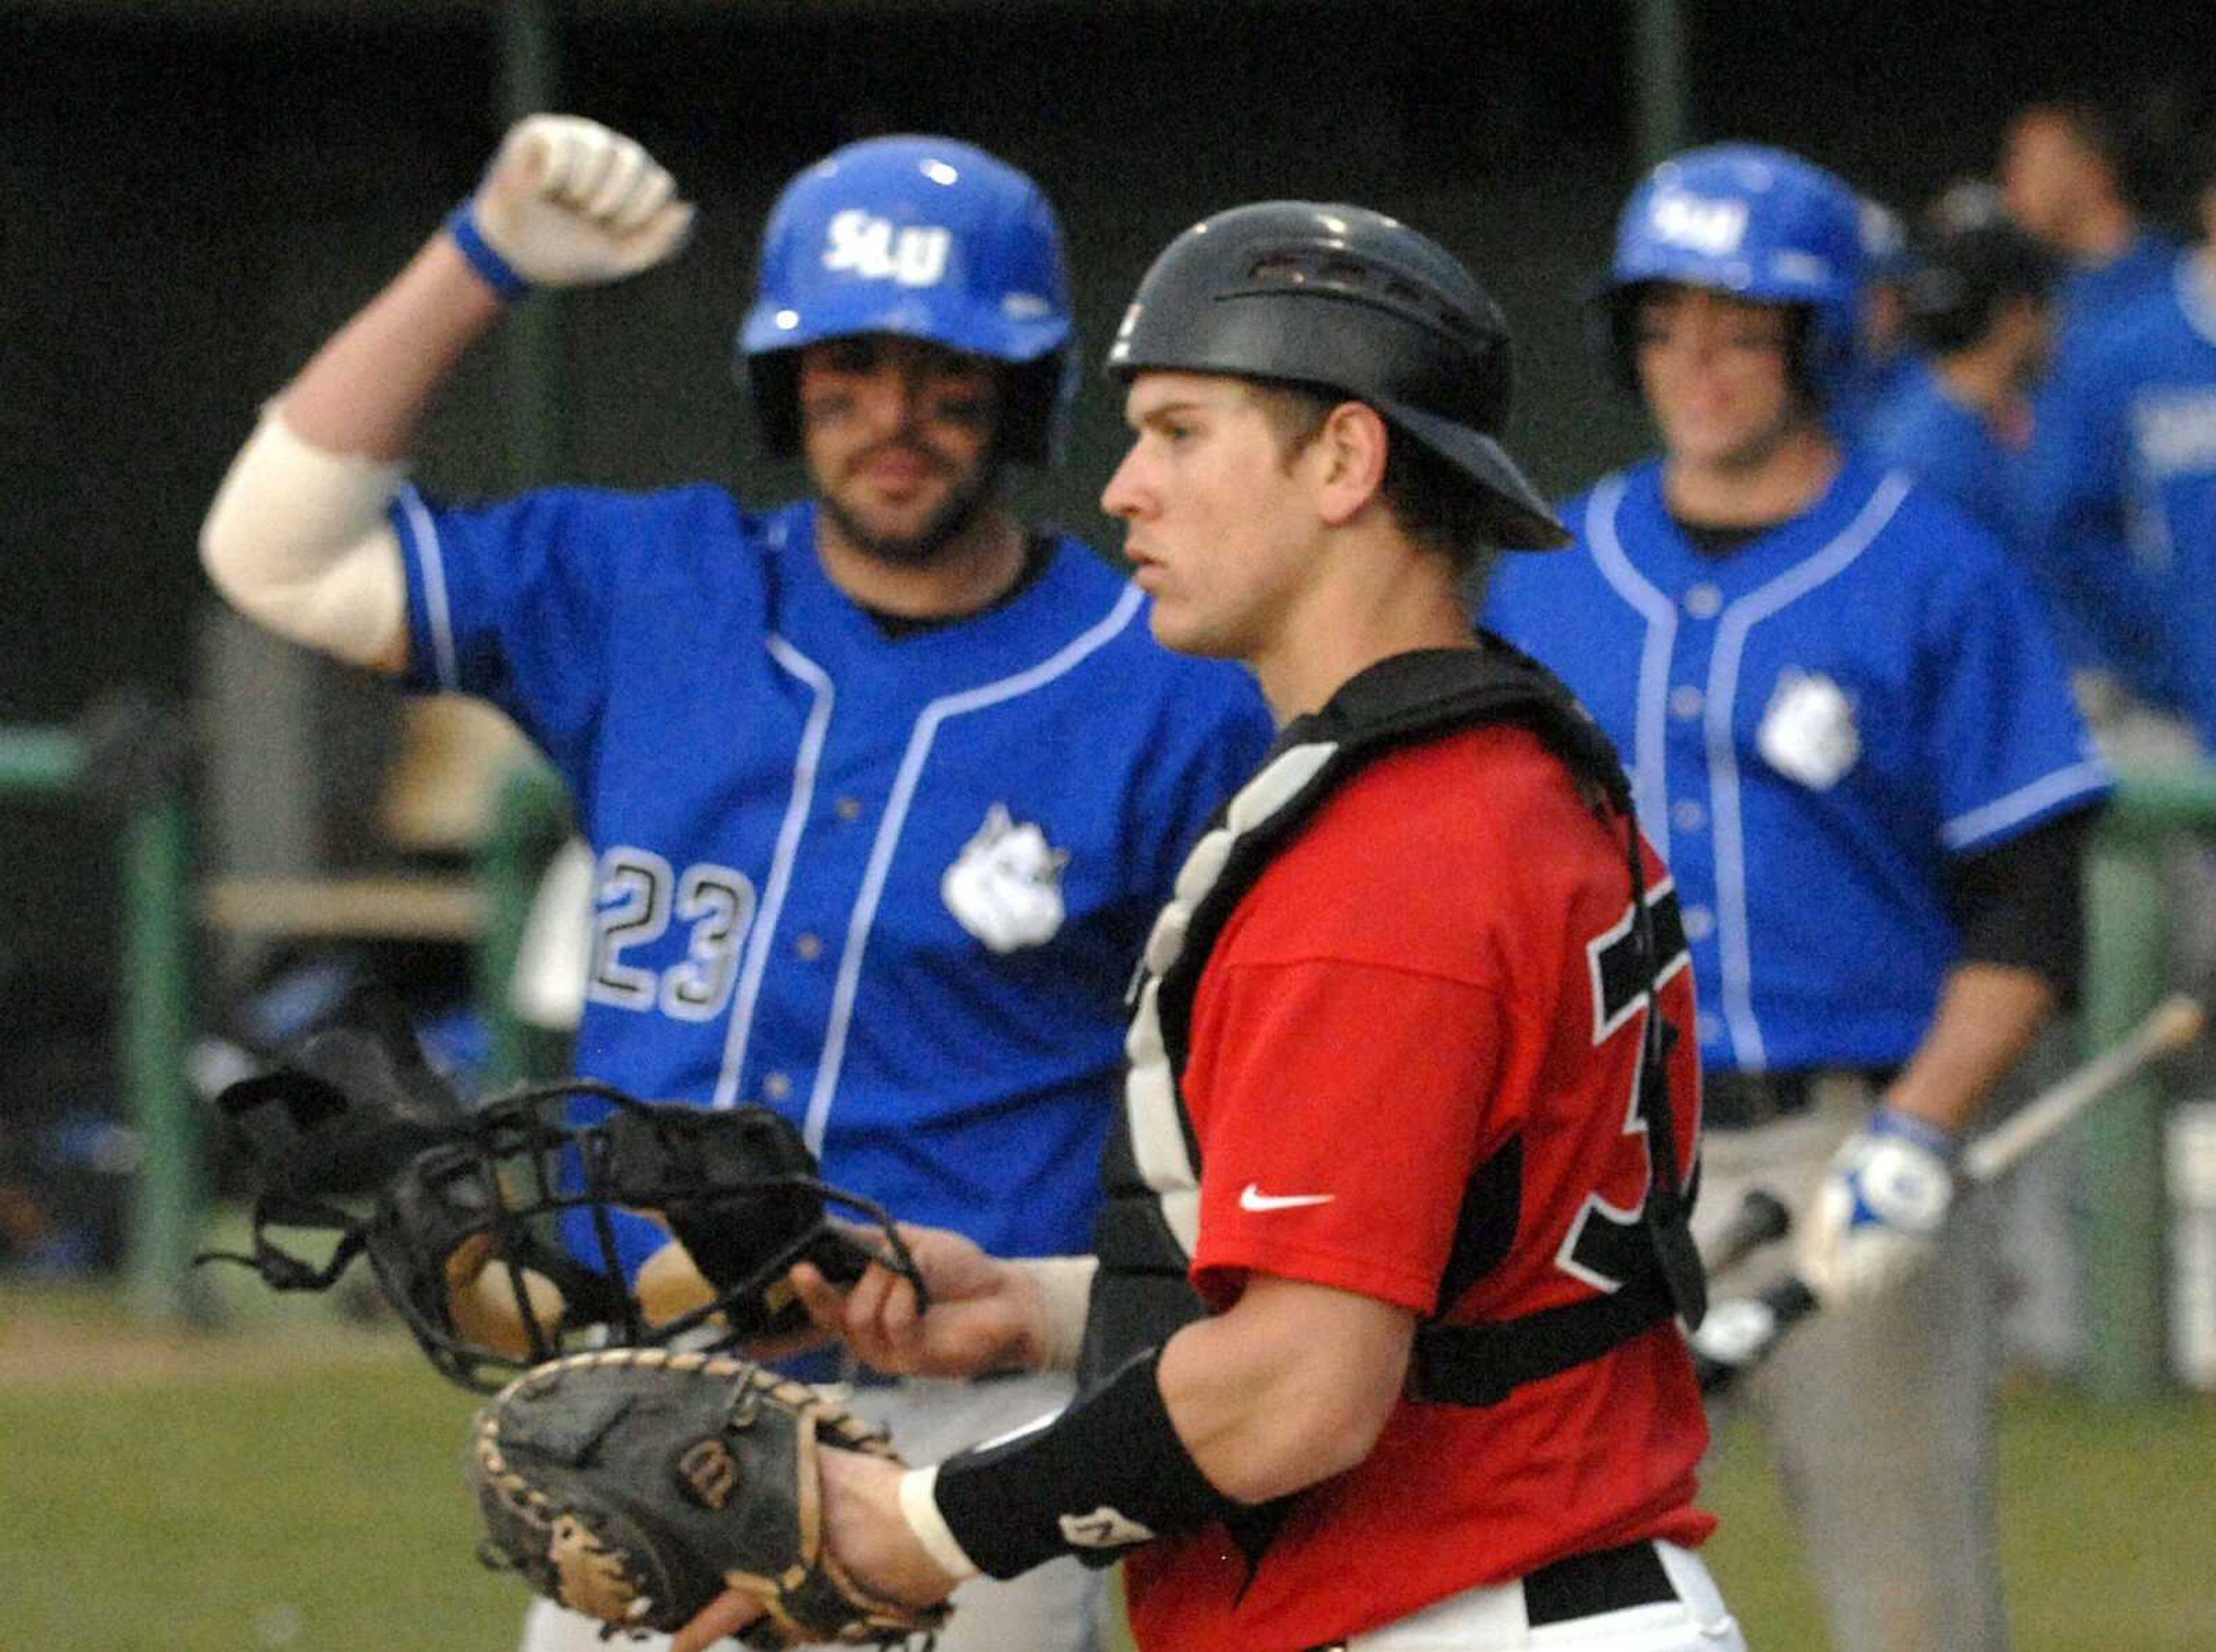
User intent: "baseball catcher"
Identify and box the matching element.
[466,1347,950,1646]
[200,988,927,1391]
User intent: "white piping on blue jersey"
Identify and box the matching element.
[798,581,1151,1156]
[396,485,460,690]
[1941,759,2112,852]
[712,635,836,1111]
[1585,475,1682,861]
[2178,254,2216,350]
[1701,471,1911,1069]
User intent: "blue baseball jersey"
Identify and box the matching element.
[1832,344,1919,447]
[2022,254,2216,741]
[1865,357,2179,710]
[1483,454,2110,1075]
[1858,359,2017,537]
[2052,230,2178,345]
[391,485,1276,1266]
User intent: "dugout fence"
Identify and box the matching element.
[2080,765,2216,1398]
[10,717,2214,1399]
[0,718,199,1327]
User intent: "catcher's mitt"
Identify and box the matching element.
[468,1347,952,1647]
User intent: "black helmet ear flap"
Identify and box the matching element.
[1585,276,1646,398]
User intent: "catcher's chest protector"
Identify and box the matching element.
[1084,641,1700,1404]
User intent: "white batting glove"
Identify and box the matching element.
[1797,1107,1956,1309]
[448,114,694,297]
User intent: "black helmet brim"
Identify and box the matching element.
[1382,398,1571,550]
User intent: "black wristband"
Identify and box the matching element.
[930,1347,1241,1579]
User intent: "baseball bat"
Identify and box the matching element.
[1960,992,2204,1181]
[1697,1185,1793,1275]
[1691,991,2207,1394]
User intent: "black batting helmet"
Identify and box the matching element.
[1903,187,2056,355]
[1105,201,1569,549]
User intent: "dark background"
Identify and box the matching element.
[5,0,2214,980]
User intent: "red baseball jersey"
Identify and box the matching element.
[1124,724,1715,1651]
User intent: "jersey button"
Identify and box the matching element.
[834,796,864,822]
[795,932,825,961]
[1669,684,1704,720]
[1671,799,1707,833]
[1683,904,1715,941]
[1683,583,1724,620]
[762,1072,794,1102]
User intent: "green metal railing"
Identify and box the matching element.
[474,760,575,1091]
[2080,764,2216,1398]
[0,723,201,1325]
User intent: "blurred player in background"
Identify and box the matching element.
[2020,115,2216,759]
[678,194,1738,1652]
[1484,143,2112,1651]
[2001,95,2196,726]
[1832,196,1916,436]
[199,115,1274,1652]
[1859,182,2055,535]
[2001,96,2180,351]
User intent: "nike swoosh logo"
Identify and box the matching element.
[1238,1183,1336,1212]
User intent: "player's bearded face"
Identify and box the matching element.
[1633,287,1806,472]
[1102,374,1321,667]
[799,336,1005,564]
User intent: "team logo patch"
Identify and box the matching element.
[1758,669,1861,789]
[822,208,952,288]
[1648,189,1749,256]
[942,804,1069,953]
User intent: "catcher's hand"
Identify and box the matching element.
[468,1348,952,1648]
[468,114,695,289]
[790,1221,1047,1378]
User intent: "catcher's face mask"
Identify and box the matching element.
[202,1007,924,1392]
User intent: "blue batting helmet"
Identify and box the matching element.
[1599,143,1867,400]
[740,136,1076,466]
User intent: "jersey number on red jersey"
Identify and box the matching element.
[1558,879,1693,1295]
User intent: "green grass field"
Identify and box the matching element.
[4,1278,2210,1651]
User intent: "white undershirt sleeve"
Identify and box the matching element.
[897,1466,984,1583]
[1013,1254,1098,1376]
[198,407,411,671]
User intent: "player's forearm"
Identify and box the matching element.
[200,235,504,671]
[913,1276,1412,1587]
[279,232,510,459]
[1883,962,2057,1136]
[439,1227,568,1357]
[1155,1275,1412,1504]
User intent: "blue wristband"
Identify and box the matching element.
[1869,1106,1957,1163]
[444,203,532,302]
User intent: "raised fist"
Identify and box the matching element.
[464,114,695,290]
